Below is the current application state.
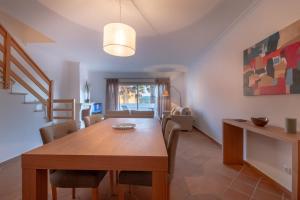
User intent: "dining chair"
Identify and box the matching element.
[130,110,154,118]
[39,120,109,200]
[81,106,91,120]
[83,114,116,194]
[163,120,181,145]
[117,121,181,200]
[84,114,104,127]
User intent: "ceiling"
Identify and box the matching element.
[38,0,221,36]
[0,10,54,44]
[0,0,256,72]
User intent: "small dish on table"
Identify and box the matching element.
[112,123,136,130]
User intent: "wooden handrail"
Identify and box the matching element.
[53,108,73,111]
[10,56,49,96]
[0,44,4,52]
[0,23,55,121]
[53,99,76,120]
[0,24,76,122]
[53,99,75,103]
[3,33,10,89]
[10,71,47,105]
[10,38,51,85]
[0,25,5,36]
[47,80,53,121]
[53,116,73,120]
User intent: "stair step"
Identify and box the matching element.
[53,116,73,120]
[53,108,72,112]
[10,92,28,95]
[34,109,44,112]
[24,101,41,104]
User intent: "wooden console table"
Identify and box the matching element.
[223,119,300,200]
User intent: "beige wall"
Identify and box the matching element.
[186,0,300,190]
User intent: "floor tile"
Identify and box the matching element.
[256,178,284,196]
[230,180,255,196]
[252,188,283,200]
[223,188,250,200]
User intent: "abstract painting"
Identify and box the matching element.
[243,20,300,96]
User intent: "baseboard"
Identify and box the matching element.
[192,125,222,147]
[243,161,291,197]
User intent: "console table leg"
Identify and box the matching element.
[292,141,300,200]
[223,123,244,165]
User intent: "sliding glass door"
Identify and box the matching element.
[118,83,156,111]
[119,84,138,110]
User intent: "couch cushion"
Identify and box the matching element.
[180,107,191,115]
[170,107,177,115]
[171,107,180,115]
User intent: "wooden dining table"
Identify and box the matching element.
[22,118,168,200]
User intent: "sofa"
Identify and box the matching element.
[105,110,154,118]
[161,106,193,132]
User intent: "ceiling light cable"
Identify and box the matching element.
[129,0,160,35]
[119,0,122,23]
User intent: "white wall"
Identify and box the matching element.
[186,0,300,190]
[0,36,82,162]
[0,89,46,163]
[89,71,187,111]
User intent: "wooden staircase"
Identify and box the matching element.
[0,24,75,121]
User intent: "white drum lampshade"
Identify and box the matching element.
[103,23,136,57]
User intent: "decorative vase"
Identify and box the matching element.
[84,81,91,103]
[84,92,90,103]
[285,118,297,134]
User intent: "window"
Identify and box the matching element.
[118,83,156,111]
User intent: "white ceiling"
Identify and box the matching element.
[0,0,256,72]
[38,0,221,36]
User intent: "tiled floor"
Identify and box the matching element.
[0,130,290,200]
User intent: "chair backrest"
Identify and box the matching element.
[84,114,104,127]
[81,106,91,120]
[130,110,154,118]
[163,120,180,145]
[105,110,130,118]
[167,127,181,180]
[39,120,78,144]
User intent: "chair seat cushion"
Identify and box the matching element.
[50,170,107,188]
[119,171,152,186]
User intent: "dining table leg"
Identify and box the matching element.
[152,171,169,200]
[22,168,48,200]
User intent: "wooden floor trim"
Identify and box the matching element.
[192,125,222,147]
[243,160,291,197]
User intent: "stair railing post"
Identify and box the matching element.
[3,33,11,89]
[72,99,76,121]
[47,80,54,121]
